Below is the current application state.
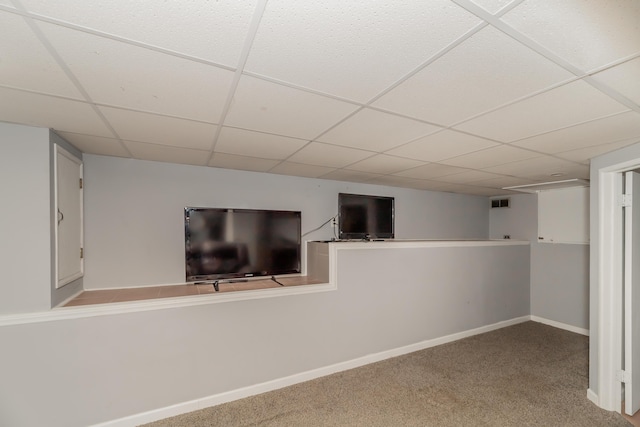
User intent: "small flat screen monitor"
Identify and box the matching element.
[184,208,301,282]
[338,193,394,240]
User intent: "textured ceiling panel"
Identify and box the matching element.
[0,86,112,136]
[286,142,373,168]
[245,0,481,102]
[225,75,359,139]
[345,154,426,175]
[99,107,217,150]
[555,138,640,165]
[483,155,589,180]
[512,111,640,153]
[439,144,541,168]
[56,132,130,158]
[209,153,280,173]
[38,22,235,121]
[317,108,441,152]
[215,127,308,160]
[19,0,258,66]
[591,58,640,105]
[393,163,470,180]
[467,0,515,14]
[455,80,628,142]
[373,26,573,125]
[124,140,209,166]
[387,129,498,162]
[502,0,640,72]
[269,161,336,178]
[0,12,81,97]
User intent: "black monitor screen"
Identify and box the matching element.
[184,208,301,282]
[338,193,394,240]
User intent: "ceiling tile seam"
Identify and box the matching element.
[451,0,637,114]
[491,0,526,16]
[0,82,87,103]
[0,4,237,73]
[219,124,310,143]
[91,103,220,126]
[121,139,210,153]
[586,52,640,76]
[205,0,269,164]
[10,0,133,158]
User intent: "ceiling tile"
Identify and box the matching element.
[99,107,217,150]
[286,142,373,168]
[124,140,209,166]
[455,80,628,142]
[320,169,382,183]
[512,111,640,153]
[472,175,538,189]
[502,0,640,72]
[434,170,509,184]
[483,155,588,180]
[317,108,441,152]
[345,154,426,175]
[0,12,81,98]
[591,57,640,105]
[55,132,130,158]
[245,0,480,102]
[208,152,280,173]
[225,75,359,140]
[393,163,470,180]
[555,138,640,164]
[439,144,541,168]
[215,127,308,160]
[38,22,235,121]
[433,183,508,196]
[367,175,441,190]
[0,86,112,136]
[270,161,336,178]
[19,0,258,66]
[387,129,498,162]
[373,26,573,125]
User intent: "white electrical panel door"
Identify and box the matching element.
[538,186,589,244]
[55,145,83,288]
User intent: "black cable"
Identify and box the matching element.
[271,276,284,286]
[301,213,338,237]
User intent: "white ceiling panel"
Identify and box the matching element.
[124,141,209,166]
[55,132,130,158]
[38,22,235,122]
[270,161,336,179]
[225,75,359,140]
[434,170,511,184]
[455,80,628,142]
[0,86,112,136]
[209,153,280,173]
[468,0,516,14]
[0,12,81,98]
[19,0,258,66]
[472,175,538,189]
[555,138,640,164]
[286,142,373,168]
[99,107,217,150]
[367,175,441,191]
[373,26,572,125]
[512,111,640,153]
[346,154,426,175]
[502,0,640,72]
[320,169,383,184]
[439,144,541,168]
[245,0,481,102]
[483,155,588,180]
[215,127,308,160]
[317,108,441,152]
[393,163,470,180]
[430,182,504,196]
[592,58,640,105]
[387,129,498,162]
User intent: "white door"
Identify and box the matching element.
[624,171,640,415]
[55,145,83,288]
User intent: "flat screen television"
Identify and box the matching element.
[338,193,394,240]
[184,207,301,282]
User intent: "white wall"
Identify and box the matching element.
[0,243,529,427]
[83,155,489,289]
[0,122,51,314]
[489,192,589,331]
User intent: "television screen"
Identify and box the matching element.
[184,208,301,282]
[338,193,394,240]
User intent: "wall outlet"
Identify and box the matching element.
[503,234,510,239]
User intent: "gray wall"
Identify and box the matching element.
[0,122,51,314]
[0,243,529,427]
[489,193,589,331]
[83,154,489,289]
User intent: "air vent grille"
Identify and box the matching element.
[491,198,510,208]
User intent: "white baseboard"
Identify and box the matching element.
[587,388,599,406]
[92,315,530,427]
[530,315,589,336]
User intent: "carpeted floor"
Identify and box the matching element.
[142,321,630,426]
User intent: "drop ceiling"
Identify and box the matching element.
[1,0,639,196]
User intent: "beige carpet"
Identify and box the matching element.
[142,321,630,426]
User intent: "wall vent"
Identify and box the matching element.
[491,198,510,208]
